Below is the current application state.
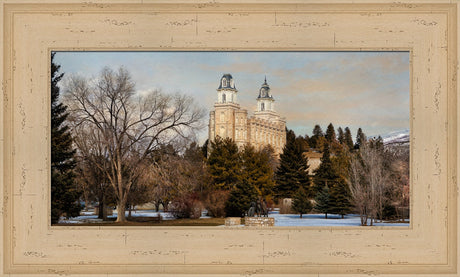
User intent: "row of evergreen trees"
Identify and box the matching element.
[205,122,374,219]
[275,124,365,219]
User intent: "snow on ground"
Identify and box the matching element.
[59,209,175,224]
[60,209,409,227]
[269,210,409,227]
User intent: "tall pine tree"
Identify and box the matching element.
[314,185,331,219]
[354,127,367,149]
[328,178,353,218]
[310,124,324,149]
[225,178,259,217]
[312,143,336,196]
[337,127,345,145]
[325,123,337,143]
[51,52,82,224]
[207,137,241,191]
[275,129,310,199]
[240,144,275,197]
[292,187,312,218]
[344,127,354,150]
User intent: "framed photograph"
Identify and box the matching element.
[1,1,458,276]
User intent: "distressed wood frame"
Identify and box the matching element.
[0,1,458,276]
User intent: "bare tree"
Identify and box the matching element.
[349,156,370,225]
[64,67,205,222]
[72,123,115,220]
[348,144,390,226]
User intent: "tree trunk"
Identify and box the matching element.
[300,214,303,218]
[102,194,107,221]
[84,194,89,211]
[128,204,132,219]
[102,203,108,221]
[116,204,127,222]
[341,214,344,219]
[325,213,328,219]
[98,201,104,219]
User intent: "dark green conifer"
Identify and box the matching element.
[240,144,275,197]
[225,178,259,217]
[325,123,337,143]
[310,124,324,149]
[275,130,310,199]
[355,127,367,149]
[344,127,354,150]
[51,52,82,224]
[207,137,241,191]
[337,127,345,145]
[292,187,312,218]
[314,185,331,219]
[312,144,336,195]
[329,178,353,218]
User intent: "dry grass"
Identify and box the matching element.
[54,217,226,226]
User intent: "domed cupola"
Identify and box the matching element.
[256,76,275,112]
[218,74,237,91]
[258,77,273,99]
[216,73,238,104]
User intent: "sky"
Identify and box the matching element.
[54,51,410,144]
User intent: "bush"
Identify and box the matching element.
[279,198,293,214]
[204,190,229,218]
[171,193,203,219]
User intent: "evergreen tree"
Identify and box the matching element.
[296,136,309,152]
[292,187,312,218]
[331,146,351,181]
[312,124,324,137]
[207,137,241,191]
[225,178,259,217]
[325,123,337,143]
[240,144,275,197]
[329,178,353,218]
[344,127,354,150]
[275,130,310,199]
[312,144,336,195]
[310,124,324,149]
[314,185,331,219]
[51,52,82,224]
[354,127,367,149]
[337,127,345,145]
[201,139,209,159]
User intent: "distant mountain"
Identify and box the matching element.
[382,129,410,146]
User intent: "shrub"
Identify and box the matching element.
[279,198,293,214]
[171,193,203,219]
[204,190,229,218]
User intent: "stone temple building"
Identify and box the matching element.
[208,74,286,156]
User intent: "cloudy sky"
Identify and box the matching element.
[54,51,410,144]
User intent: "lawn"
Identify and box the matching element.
[55,209,409,227]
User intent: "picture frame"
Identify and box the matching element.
[0,1,458,276]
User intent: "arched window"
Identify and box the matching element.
[222,79,227,87]
[261,102,265,111]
